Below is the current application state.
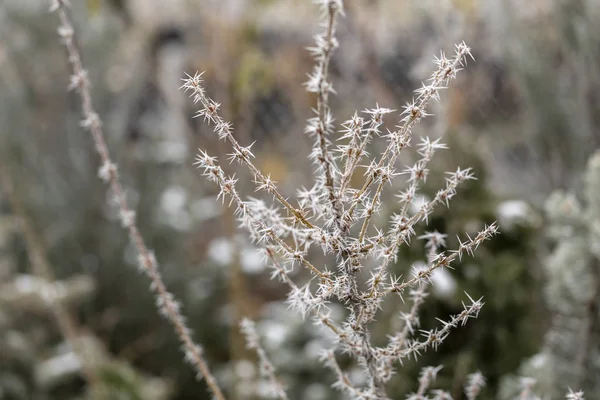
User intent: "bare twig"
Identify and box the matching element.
[49,2,224,398]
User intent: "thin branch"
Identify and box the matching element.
[49,3,225,399]
[305,0,345,231]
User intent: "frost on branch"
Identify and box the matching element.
[183,1,495,397]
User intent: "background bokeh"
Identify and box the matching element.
[1,0,599,399]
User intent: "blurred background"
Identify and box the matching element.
[1,0,600,399]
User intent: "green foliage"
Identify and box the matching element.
[500,151,600,399]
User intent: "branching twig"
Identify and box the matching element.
[49,2,224,398]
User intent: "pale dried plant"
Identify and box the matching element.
[512,377,585,400]
[46,0,584,399]
[49,1,225,399]
[182,0,497,398]
[240,317,289,400]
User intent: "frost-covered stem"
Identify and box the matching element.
[341,279,385,393]
[264,247,299,290]
[194,152,330,282]
[262,250,350,348]
[416,366,443,397]
[355,223,495,336]
[465,372,486,400]
[321,350,365,398]
[387,287,428,354]
[306,0,345,231]
[397,138,446,224]
[360,167,477,306]
[356,168,475,317]
[359,138,445,244]
[182,22,488,395]
[240,318,289,400]
[264,249,336,325]
[357,113,414,243]
[389,224,498,296]
[338,111,386,197]
[380,245,440,377]
[395,295,483,361]
[263,250,370,375]
[348,43,473,217]
[181,73,316,231]
[358,180,385,243]
[50,4,224,399]
[263,253,356,358]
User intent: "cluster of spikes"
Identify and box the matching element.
[47,0,585,397]
[181,1,498,398]
[49,0,584,400]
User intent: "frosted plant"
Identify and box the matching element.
[500,151,600,399]
[43,0,590,397]
[48,1,225,399]
[182,0,498,398]
[240,317,288,400]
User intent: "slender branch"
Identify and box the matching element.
[305,0,345,231]
[181,73,316,231]
[346,43,473,220]
[49,3,224,399]
[240,318,289,400]
[193,150,330,282]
